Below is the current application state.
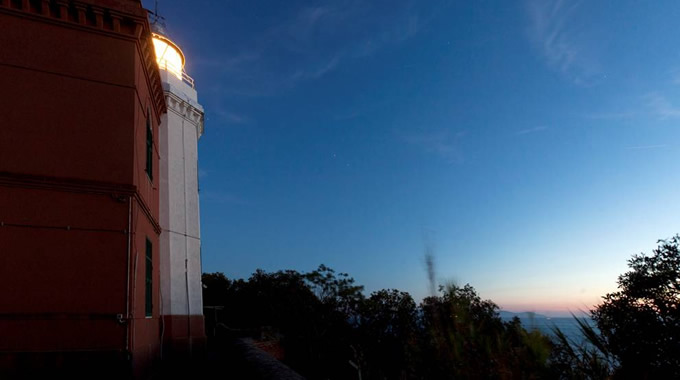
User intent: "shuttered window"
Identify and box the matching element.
[145,109,153,181]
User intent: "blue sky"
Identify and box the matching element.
[145,0,680,315]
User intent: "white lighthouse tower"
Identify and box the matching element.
[150,21,206,356]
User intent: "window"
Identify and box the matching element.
[145,109,153,181]
[145,238,153,317]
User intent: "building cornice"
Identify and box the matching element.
[165,92,205,138]
[0,0,166,119]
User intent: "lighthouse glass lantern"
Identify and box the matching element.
[152,33,185,81]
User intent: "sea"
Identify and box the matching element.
[501,316,597,345]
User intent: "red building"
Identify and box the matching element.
[0,0,168,377]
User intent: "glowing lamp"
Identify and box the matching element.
[152,33,185,80]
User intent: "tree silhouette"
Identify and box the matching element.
[419,284,551,379]
[203,267,553,379]
[592,235,680,377]
[358,289,419,379]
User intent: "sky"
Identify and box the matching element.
[144,0,680,316]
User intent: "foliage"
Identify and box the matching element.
[303,264,365,320]
[203,269,552,379]
[358,289,419,379]
[204,235,680,378]
[591,235,680,378]
[548,235,680,379]
[202,267,359,379]
[419,284,551,379]
[548,315,612,379]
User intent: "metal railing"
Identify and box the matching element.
[181,71,195,88]
[158,61,195,89]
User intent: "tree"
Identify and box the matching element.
[202,272,232,307]
[419,284,551,379]
[548,315,613,379]
[358,289,419,379]
[591,235,680,377]
[202,267,359,379]
[304,264,365,320]
[203,267,554,379]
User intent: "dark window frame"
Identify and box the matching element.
[145,108,153,181]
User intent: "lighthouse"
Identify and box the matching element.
[151,22,206,356]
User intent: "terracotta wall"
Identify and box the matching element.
[0,1,165,375]
[0,186,128,351]
[0,12,135,184]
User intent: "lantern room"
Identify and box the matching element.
[152,33,185,81]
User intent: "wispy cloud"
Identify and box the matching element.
[625,144,668,151]
[581,111,637,120]
[289,55,341,81]
[525,0,600,85]
[645,93,680,119]
[515,126,548,135]
[670,69,680,86]
[299,5,334,25]
[402,129,465,164]
[334,110,361,121]
[332,98,393,122]
[204,1,430,97]
[213,108,253,125]
[193,51,261,71]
